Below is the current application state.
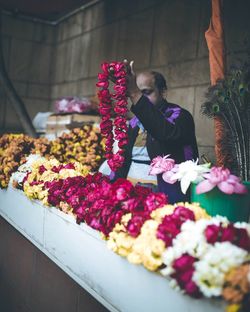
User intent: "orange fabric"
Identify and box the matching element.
[205,0,225,84]
[205,0,225,166]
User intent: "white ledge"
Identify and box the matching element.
[0,187,225,312]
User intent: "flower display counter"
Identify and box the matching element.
[0,186,224,312]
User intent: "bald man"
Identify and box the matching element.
[113,66,198,203]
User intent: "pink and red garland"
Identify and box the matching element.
[96,62,129,172]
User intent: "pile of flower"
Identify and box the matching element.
[0,126,105,189]
[107,203,210,271]
[8,152,250,310]
[50,126,105,171]
[54,96,92,114]
[160,216,250,304]
[0,134,50,188]
[13,156,167,236]
[45,176,167,236]
[21,157,89,207]
[108,202,250,310]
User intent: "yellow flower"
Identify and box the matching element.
[22,157,89,204]
[107,213,135,257]
[226,304,241,312]
[151,202,210,223]
[38,189,48,201]
[127,220,166,271]
[151,204,175,222]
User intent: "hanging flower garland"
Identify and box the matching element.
[96,62,128,172]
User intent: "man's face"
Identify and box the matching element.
[136,73,163,105]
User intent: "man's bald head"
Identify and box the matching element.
[136,71,167,105]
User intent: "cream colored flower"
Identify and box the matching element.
[128,220,166,271]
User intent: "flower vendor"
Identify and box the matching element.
[110,61,199,203]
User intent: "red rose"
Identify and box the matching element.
[236,228,250,251]
[173,254,196,272]
[221,224,237,242]
[205,224,221,244]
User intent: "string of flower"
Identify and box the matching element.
[97,62,128,172]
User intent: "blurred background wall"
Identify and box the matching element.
[0,0,250,161]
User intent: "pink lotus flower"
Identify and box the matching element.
[162,168,179,184]
[196,166,248,195]
[149,155,176,175]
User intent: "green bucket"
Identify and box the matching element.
[191,181,250,222]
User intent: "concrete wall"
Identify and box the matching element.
[0,15,56,132]
[0,216,108,312]
[1,0,250,161]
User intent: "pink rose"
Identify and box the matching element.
[144,193,167,212]
[96,81,109,88]
[114,106,128,114]
[116,78,126,85]
[99,107,111,115]
[157,219,180,246]
[126,213,149,237]
[122,198,140,212]
[97,73,108,80]
[38,165,46,174]
[134,184,152,197]
[101,62,110,74]
[173,206,195,224]
[113,179,133,201]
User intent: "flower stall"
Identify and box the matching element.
[0,148,249,311]
[1,60,250,312]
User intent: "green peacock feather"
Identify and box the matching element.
[201,60,250,181]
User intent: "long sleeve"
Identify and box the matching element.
[131,96,196,144]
